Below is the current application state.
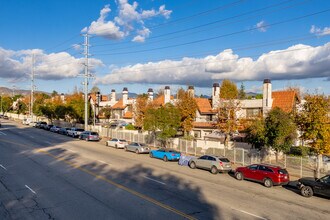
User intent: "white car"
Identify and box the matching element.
[105,138,128,149]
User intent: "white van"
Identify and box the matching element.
[23,118,33,125]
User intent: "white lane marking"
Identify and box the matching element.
[0,131,7,135]
[98,160,108,164]
[233,209,268,220]
[67,149,77,153]
[0,164,7,170]
[45,141,52,145]
[29,135,35,139]
[25,185,36,194]
[143,176,166,185]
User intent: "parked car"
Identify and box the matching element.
[45,124,54,131]
[29,121,37,127]
[50,126,61,133]
[22,118,33,125]
[67,128,85,138]
[297,175,330,198]
[79,131,100,141]
[149,148,181,162]
[105,138,128,149]
[189,155,232,174]
[58,127,71,135]
[124,142,150,154]
[235,164,290,187]
[3,115,9,120]
[35,121,47,128]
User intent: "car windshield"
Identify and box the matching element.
[119,139,126,142]
[77,129,84,131]
[91,132,98,135]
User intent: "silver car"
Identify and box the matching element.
[189,155,232,174]
[79,131,100,141]
[106,138,128,149]
[124,142,150,154]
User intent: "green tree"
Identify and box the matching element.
[51,90,58,97]
[1,96,13,113]
[99,106,112,122]
[246,118,266,150]
[295,94,330,176]
[176,88,198,137]
[156,103,181,147]
[238,82,246,100]
[143,103,181,147]
[264,107,297,162]
[65,92,85,123]
[90,86,100,94]
[220,79,238,99]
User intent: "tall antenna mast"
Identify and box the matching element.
[30,54,35,117]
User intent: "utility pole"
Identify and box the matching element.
[30,54,35,118]
[82,34,90,131]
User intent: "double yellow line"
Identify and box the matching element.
[37,149,196,220]
[2,138,196,219]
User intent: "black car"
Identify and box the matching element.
[297,175,330,198]
[58,127,71,135]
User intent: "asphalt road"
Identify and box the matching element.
[0,120,329,220]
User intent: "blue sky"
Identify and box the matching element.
[1,0,330,96]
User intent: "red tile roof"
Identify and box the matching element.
[272,91,297,113]
[111,99,126,110]
[192,122,217,128]
[123,111,133,119]
[153,95,174,106]
[195,98,215,114]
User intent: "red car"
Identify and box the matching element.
[235,164,289,187]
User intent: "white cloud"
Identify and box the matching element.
[95,42,330,87]
[132,27,151,42]
[83,1,172,41]
[310,25,330,36]
[256,20,268,32]
[0,47,103,81]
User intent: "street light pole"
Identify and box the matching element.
[82,34,90,131]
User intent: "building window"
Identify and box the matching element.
[246,108,261,118]
[194,131,201,138]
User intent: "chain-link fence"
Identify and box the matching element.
[7,112,330,179]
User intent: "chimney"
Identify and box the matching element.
[147,88,154,101]
[188,85,194,98]
[262,79,272,116]
[111,89,116,102]
[164,86,171,104]
[212,83,220,108]
[122,87,128,105]
[60,93,65,102]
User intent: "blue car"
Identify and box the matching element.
[149,148,181,162]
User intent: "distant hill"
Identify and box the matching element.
[0,87,49,96]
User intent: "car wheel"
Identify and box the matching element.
[105,142,108,146]
[301,186,313,197]
[264,178,273,188]
[124,147,127,152]
[163,156,168,162]
[189,161,196,169]
[210,166,218,174]
[235,172,244,180]
[115,144,118,149]
[135,149,139,154]
[149,152,153,158]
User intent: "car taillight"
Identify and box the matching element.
[89,135,93,138]
[219,161,223,166]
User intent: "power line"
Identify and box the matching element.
[93,8,330,56]
[90,0,246,44]
[92,0,298,48]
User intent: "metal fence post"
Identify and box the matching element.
[300,156,303,178]
[234,148,236,164]
[242,149,245,166]
[284,155,287,168]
